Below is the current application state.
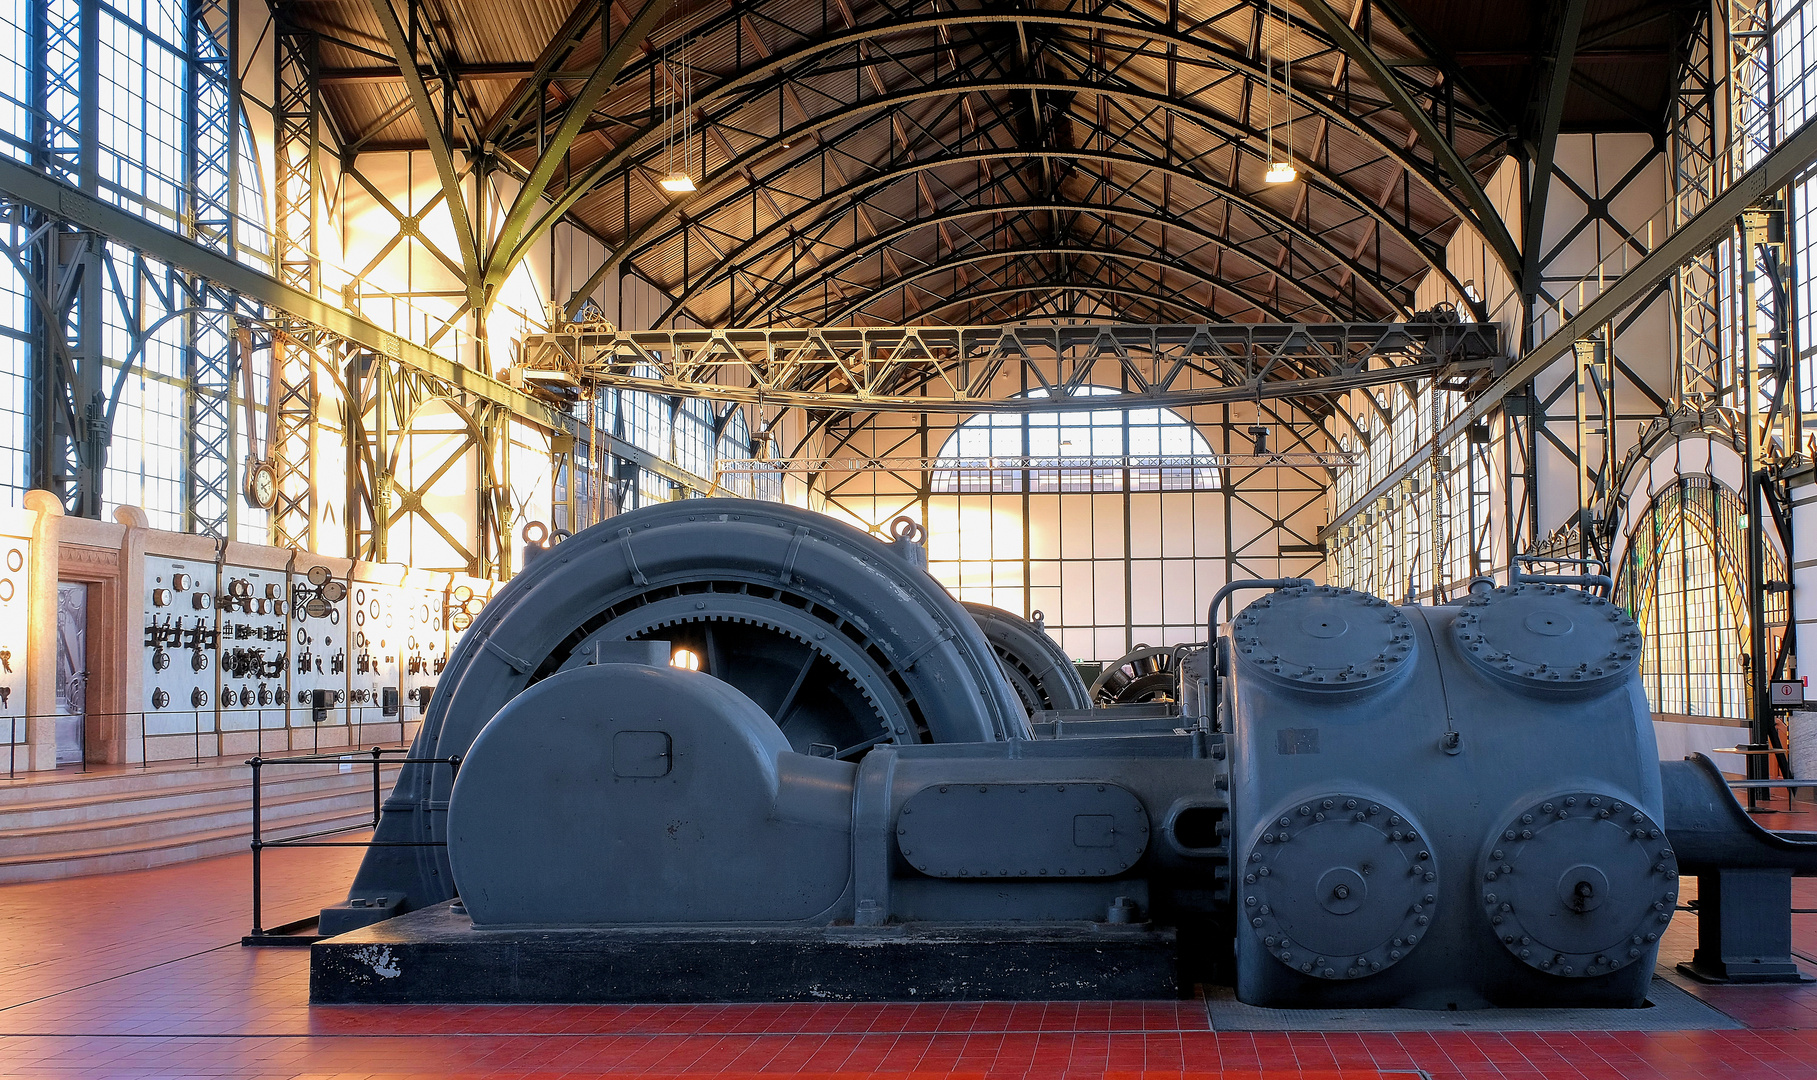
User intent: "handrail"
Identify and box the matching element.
[246,745,461,940]
[1510,555,1613,596]
[4,705,427,778]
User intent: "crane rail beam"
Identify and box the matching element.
[716,453,1354,474]
[515,320,1504,413]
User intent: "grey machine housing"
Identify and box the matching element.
[433,581,1671,1009]
[318,498,1718,1009]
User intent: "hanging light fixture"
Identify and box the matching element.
[659,31,697,195]
[1262,0,1297,184]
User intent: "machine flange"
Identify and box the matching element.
[1451,584,1642,693]
[1230,587,1416,696]
[1481,792,1678,977]
[1242,795,1438,980]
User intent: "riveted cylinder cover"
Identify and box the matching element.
[1226,582,1666,1009]
[1241,794,1437,981]
[1230,586,1415,696]
[1450,584,1642,694]
[1480,793,1678,978]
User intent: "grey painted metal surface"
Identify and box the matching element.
[424,580,1680,1008]
[337,499,1025,919]
[447,656,1225,931]
[963,603,1093,715]
[1662,753,1817,983]
[330,524,1817,1008]
[449,663,854,925]
[1226,584,1668,1008]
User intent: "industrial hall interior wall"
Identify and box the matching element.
[0,0,1814,781]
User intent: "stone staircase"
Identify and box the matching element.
[0,753,403,883]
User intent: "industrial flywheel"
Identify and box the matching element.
[962,602,1092,715]
[342,500,1027,913]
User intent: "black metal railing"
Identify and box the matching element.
[245,746,458,943]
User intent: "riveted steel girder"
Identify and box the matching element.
[501,7,1505,271]
[813,245,1321,326]
[911,284,1223,324]
[0,156,563,431]
[1516,0,1588,305]
[558,78,1471,319]
[365,0,484,303]
[1320,111,1817,542]
[478,0,676,313]
[679,203,1379,328]
[579,145,1422,326]
[514,320,1503,414]
[1300,0,1522,280]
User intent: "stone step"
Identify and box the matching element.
[0,774,398,856]
[0,747,406,805]
[0,763,400,830]
[0,803,383,884]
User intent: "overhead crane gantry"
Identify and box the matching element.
[513,319,1505,415]
[715,453,1358,479]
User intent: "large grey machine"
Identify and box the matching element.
[316,499,1815,1008]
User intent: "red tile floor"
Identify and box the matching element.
[3,801,1817,1078]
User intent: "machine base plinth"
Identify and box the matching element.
[310,902,1181,1004]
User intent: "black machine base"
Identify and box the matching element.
[310,902,1181,1004]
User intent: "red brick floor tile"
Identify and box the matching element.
[10,804,1817,1077]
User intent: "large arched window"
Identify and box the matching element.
[1616,475,1789,718]
[0,225,25,505]
[933,388,1219,493]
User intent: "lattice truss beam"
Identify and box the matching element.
[528,0,1512,328]
[1,187,525,574]
[295,0,1516,332]
[1669,3,1722,406]
[517,319,1502,418]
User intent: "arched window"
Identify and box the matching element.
[0,227,25,505]
[1616,475,1789,718]
[933,387,1219,493]
[715,408,782,501]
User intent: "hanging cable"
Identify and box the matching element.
[1263,1,1297,184]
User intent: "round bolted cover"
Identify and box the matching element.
[1242,794,1437,980]
[1230,586,1416,695]
[1451,584,1641,694]
[1480,792,1676,977]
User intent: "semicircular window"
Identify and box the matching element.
[933,387,1220,494]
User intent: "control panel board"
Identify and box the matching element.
[142,557,219,737]
[290,566,349,726]
[139,550,489,748]
[0,522,28,741]
[216,565,290,725]
[347,580,400,716]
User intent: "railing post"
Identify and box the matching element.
[250,756,264,936]
[371,744,383,824]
